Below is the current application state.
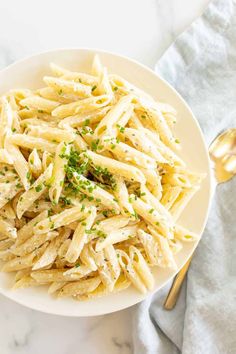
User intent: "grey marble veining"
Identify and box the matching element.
[0,294,133,354]
[0,0,209,353]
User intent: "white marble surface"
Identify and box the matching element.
[0,0,210,353]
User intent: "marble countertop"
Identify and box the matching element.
[0,0,210,353]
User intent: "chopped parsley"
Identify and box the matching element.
[48,209,53,217]
[35,184,43,192]
[102,210,109,218]
[91,139,100,151]
[60,196,72,206]
[85,229,93,234]
[83,119,90,127]
[116,124,125,133]
[81,204,85,212]
[132,211,138,219]
[97,230,107,238]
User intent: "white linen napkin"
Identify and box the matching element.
[132,0,236,353]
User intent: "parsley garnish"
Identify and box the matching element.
[26,172,32,181]
[83,119,90,127]
[35,184,43,192]
[60,197,72,206]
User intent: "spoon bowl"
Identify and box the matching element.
[209,128,236,183]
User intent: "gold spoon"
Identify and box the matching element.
[164,128,236,310]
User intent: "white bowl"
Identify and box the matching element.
[0,48,211,316]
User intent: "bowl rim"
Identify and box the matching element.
[0,47,213,316]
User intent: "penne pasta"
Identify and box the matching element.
[85,150,146,184]
[131,196,172,238]
[52,95,111,119]
[20,96,60,113]
[28,148,42,177]
[34,205,88,235]
[58,277,101,297]
[169,186,200,221]
[148,225,177,269]
[49,142,71,204]
[94,95,133,137]
[105,140,157,169]
[0,54,204,301]
[0,216,17,239]
[123,127,167,163]
[28,125,75,143]
[16,164,53,218]
[58,106,111,130]
[95,225,138,251]
[43,76,91,98]
[113,177,135,216]
[129,245,154,290]
[117,249,147,293]
[65,207,97,263]
[0,96,13,148]
[8,134,57,153]
[72,172,120,213]
[5,142,31,190]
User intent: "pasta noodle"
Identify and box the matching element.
[0,55,204,300]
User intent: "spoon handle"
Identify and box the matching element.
[163,256,193,310]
